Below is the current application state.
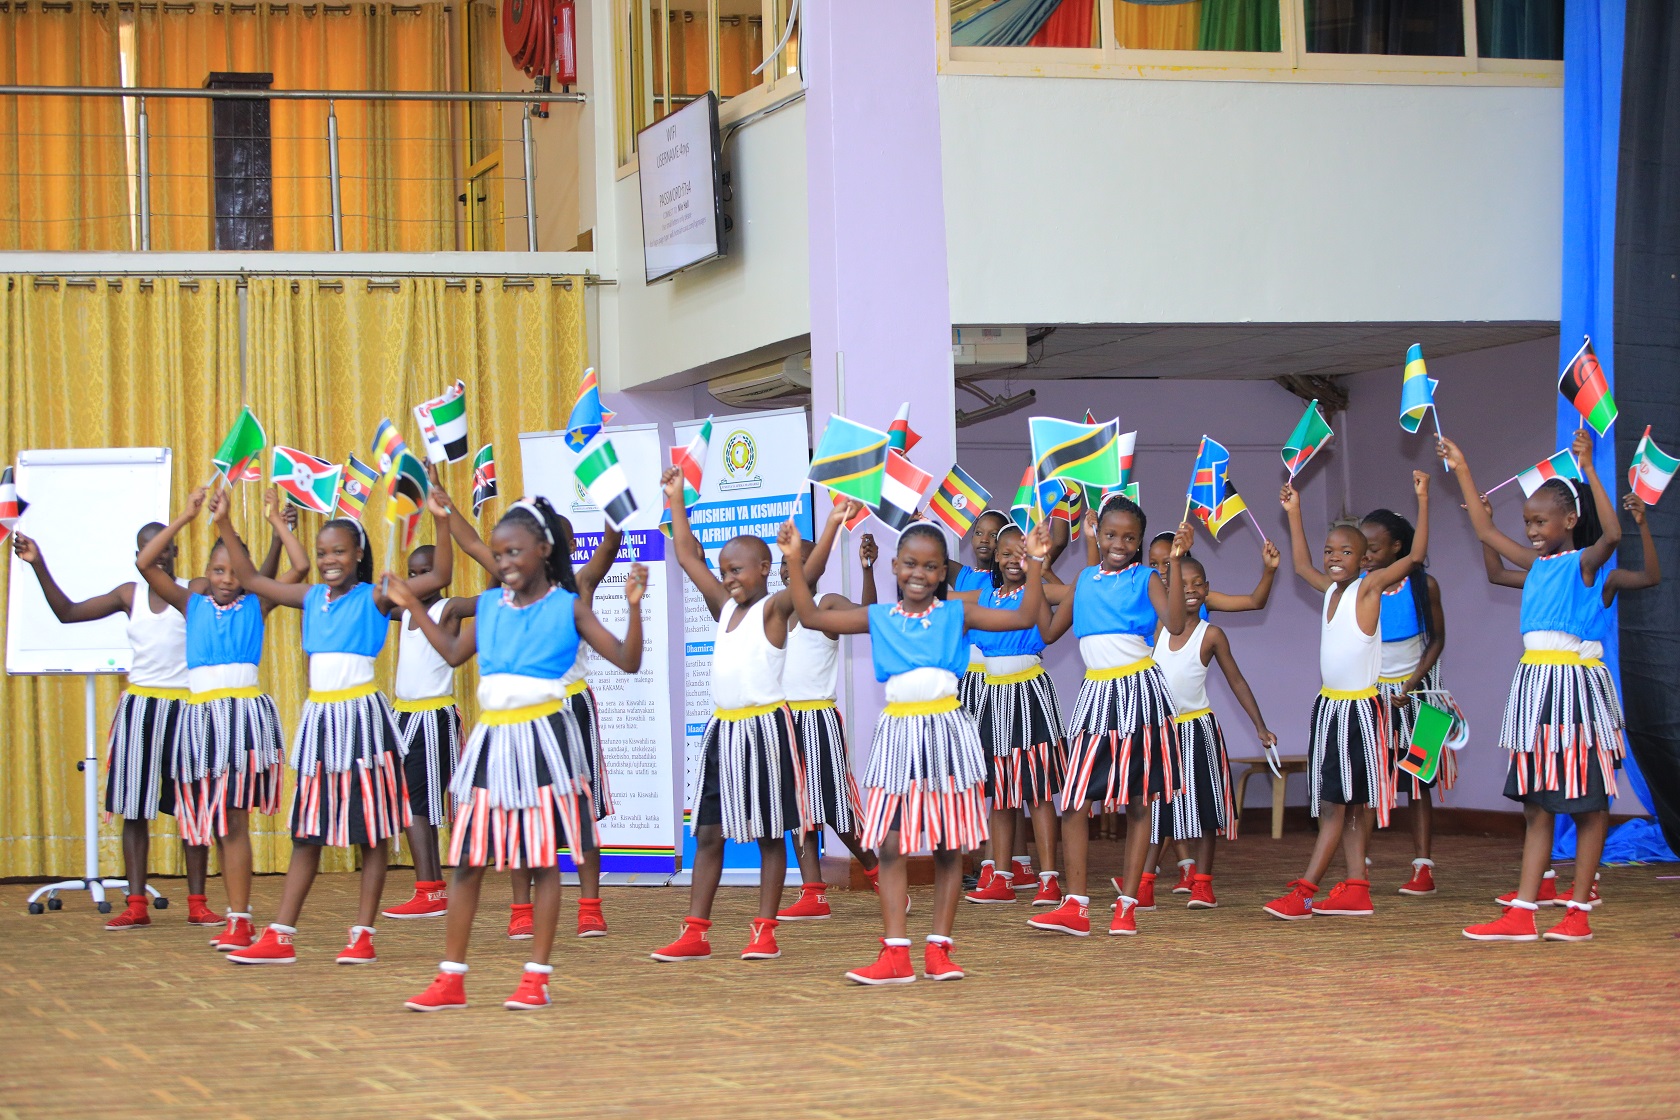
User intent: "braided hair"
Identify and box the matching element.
[1534,478,1604,552]
[499,496,578,593]
[321,518,374,584]
[897,523,949,601]
[1360,508,1431,643]
[1098,493,1147,539]
[989,523,1025,589]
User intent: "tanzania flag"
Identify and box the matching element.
[1515,449,1584,497]
[1031,416,1122,491]
[926,464,991,537]
[1281,400,1334,478]
[415,380,470,464]
[565,368,616,452]
[1197,480,1248,541]
[213,407,266,482]
[1187,436,1232,515]
[577,439,638,531]
[887,402,921,456]
[1628,426,1676,505]
[1559,338,1617,437]
[808,415,889,507]
[471,444,498,517]
[875,450,935,533]
[1010,465,1036,531]
[272,446,341,514]
[1399,344,1439,435]
[0,465,26,545]
[1399,701,1453,784]
[371,418,409,475]
[336,456,379,521]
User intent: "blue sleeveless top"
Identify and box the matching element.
[1072,564,1157,640]
[1582,567,1613,643]
[476,587,580,678]
[1519,550,1594,637]
[970,587,1045,658]
[185,593,264,668]
[953,565,991,593]
[301,583,388,657]
[1379,576,1424,642]
[867,600,968,681]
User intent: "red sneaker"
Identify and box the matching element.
[508,902,534,940]
[1316,879,1374,916]
[186,894,223,927]
[1498,871,1559,907]
[505,966,552,1009]
[383,881,448,919]
[1263,880,1317,921]
[976,861,996,891]
[404,969,468,1012]
[104,895,151,931]
[650,917,713,962]
[845,940,916,985]
[336,926,377,965]
[211,913,255,951]
[777,883,834,920]
[1555,876,1602,909]
[965,872,1017,904]
[923,939,964,981]
[864,865,881,893]
[1009,860,1036,891]
[1463,906,1539,941]
[1031,873,1063,907]
[1137,872,1158,911]
[577,898,608,938]
[742,918,781,960]
[1187,873,1217,910]
[227,926,297,964]
[1172,860,1197,894]
[1543,904,1594,942]
[1109,898,1139,936]
[1399,860,1437,897]
[1027,896,1091,937]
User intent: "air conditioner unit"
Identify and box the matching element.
[952,325,1028,367]
[707,353,812,408]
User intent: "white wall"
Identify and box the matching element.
[939,75,1564,326]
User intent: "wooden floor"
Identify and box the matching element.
[3,832,1678,1120]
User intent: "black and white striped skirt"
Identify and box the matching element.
[175,688,285,846]
[975,666,1066,808]
[1150,711,1235,842]
[393,699,463,827]
[104,688,185,821]
[289,687,408,847]
[1309,689,1394,827]
[693,704,808,843]
[564,681,614,823]
[860,697,988,854]
[958,663,987,716]
[789,700,862,834]
[1500,652,1623,805]
[450,702,594,869]
[1378,665,1457,798]
[1061,662,1179,813]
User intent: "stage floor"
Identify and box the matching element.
[3,832,1677,1119]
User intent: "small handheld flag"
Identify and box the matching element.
[1514,449,1584,498]
[336,456,379,521]
[925,464,991,537]
[874,450,936,533]
[660,420,713,537]
[1281,400,1334,478]
[808,416,890,508]
[1559,338,1617,437]
[831,490,871,531]
[1052,483,1087,541]
[212,407,266,483]
[0,465,27,545]
[1031,416,1122,491]
[1399,700,1453,784]
[565,368,616,452]
[385,451,431,550]
[371,419,409,475]
[1399,344,1441,435]
[1187,436,1232,515]
[577,439,638,531]
[1010,465,1037,531]
[1196,479,1249,541]
[471,444,498,517]
[887,403,921,456]
[272,447,341,515]
[414,380,470,464]
[1629,426,1676,506]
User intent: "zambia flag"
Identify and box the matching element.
[808,415,889,508]
[1559,338,1618,437]
[272,446,341,514]
[1399,701,1453,784]
[578,439,638,531]
[1281,400,1334,478]
[213,407,266,483]
[926,464,990,537]
[1031,416,1122,491]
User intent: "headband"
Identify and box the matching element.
[509,499,555,543]
[1554,477,1582,512]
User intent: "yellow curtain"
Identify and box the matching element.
[653,8,764,107]
[0,274,587,877]
[134,2,453,252]
[0,2,129,250]
[1114,0,1202,49]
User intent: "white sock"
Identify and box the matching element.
[440,960,469,974]
[1177,858,1196,870]
[926,934,952,946]
[350,925,376,937]
[884,937,911,947]
[1542,870,1557,880]
[1040,870,1058,881]
[1413,858,1434,868]
[1507,898,1539,911]
[227,911,251,920]
[1069,894,1089,906]
[1566,900,1592,912]
[1013,856,1032,866]
[979,860,994,869]
[524,962,554,974]
[270,922,297,934]
[1119,894,1137,908]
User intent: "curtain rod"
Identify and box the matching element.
[0,84,583,104]
[13,274,617,291]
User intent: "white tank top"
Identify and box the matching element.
[1321,583,1381,692]
[1153,619,1210,716]
[126,581,188,690]
[783,620,838,703]
[558,646,590,688]
[711,597,786,710]
[395,599,454,701]
[1380,635,1426,681]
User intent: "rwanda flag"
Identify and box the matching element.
[1399,344,1439,435]
[1559,338,1618,437]
[1030,416,1122,491]
[565,368,617,452]
[1187,436,1232,515]
[926,464,990,537]
[336,456,379,521]
[808,416,890,508]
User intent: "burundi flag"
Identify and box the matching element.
[1031,416,1122,492]
[578,439,638,531]
[926,464,990,537]
[1187,436,1232,515]
[336,456,379,521]
[1628,426,1676,506]
[887,403,921,456]
[414,379,470,464]
[272,447,341,515]
[1559,338,1617,437]
[1399,344,1439,435]
[472,444,498,517]
[565,368,616,453]
[371,418,409,475]
[0,465,27,545]
[213,407,266,483]
[875,450,935,533]
[1515,449,1584,497]
[1197,480,1248,541]
[1010,465,1037,532]
[1398,700,1453,784]
[1281,400,1334,478]
[808,415,890,508]
[659,420,713,537]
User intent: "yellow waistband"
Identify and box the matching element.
[563,678,589,699]
[788,699,837,712]
[1522,650,1589,666]
[127,686,189,701]
[1378,676,1412,686]
[480,699,565,726]
[985,664,1046,687]
[966,663,986,675]
[307,683,379,705]
[1175,707,1212,724]
[392,695,455,714]
[1583,658,1606,669]
[883,696,962,718]
[187,686,263,704]
[1320,686,1379,701]
[1085,657,1155,682]
[713,703,783,722]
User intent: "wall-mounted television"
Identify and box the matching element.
[636,92,729,284]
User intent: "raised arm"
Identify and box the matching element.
[573,563,647,673]
[1083,508,1099,568]
[777,523,870,635]
[1281,482,1332,593]
[432,473,497,575]
[257,503,298,579]
[264,489,311,587]
[214,489,309,609]
[1574,429,1622,581]
[962,522,1052,633]
[373,493,453,612]
[1363,472,1430,597]
[1475,493,1527,588]
[384,574,479,666]
[859,533,879,606]
[1207,539,1281,613]
[1206,625,1275,748]
[1145,522,1191,637]
[575,523,623,598]
[663,467,730,620]
[800,498,853,588]
[1439,436,1534,568]
[1605,493,1661,597]
[16,533,136,621]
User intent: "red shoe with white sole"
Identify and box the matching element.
[186,895,224,927]
[976,861,997,891]
[1263,880,1317,921]
[1172,860,1197,894]
[104,896,150,931]
[1463,905,1539,942]
[1031,873,1063,907]
[777,884,833,920]
[1009,860,1037,891]
[577,898,608,937]
[404,969,468,1012]
[383,881,448,919]
[846,940,915,985]
[508,902,534,940]
[1109,898,1139,936]
[210,913,255,951]
[1316,879,1374,916]
[336,927,377,964]
[966,872,1016,904]
[1137,873,1158,912]
[650,917,713,962]
[742,918,781,960]
[1543,904,1594,942]
[1398,860,1437,897]
[864,865,881,893]
[923,939,964,981]
[1028,896,1090,936]
[1497,870,1558,908]
[505,965,552,1009]
[1555,876,1602,909]
[1187,873,1217,909]
[227,926,296,964]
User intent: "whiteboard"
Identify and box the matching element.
[5,448,173,675]
[519,423,665,533]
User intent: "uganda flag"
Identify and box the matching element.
[472,444,498,517]
[926,464,991,537]
[371,418,409,475]
[1559,338,1618,437]
[808,415,889,508]
[336,456,379,521]
[577,439,638,531]
[272,446,341,514]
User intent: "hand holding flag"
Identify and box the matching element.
[1559,338,1617,437]
[1628,426,1676,505]
[212,407,266,486]
[471,443,499,517]
[1281,400,1333,479]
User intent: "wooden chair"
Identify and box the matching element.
[1231,754,1309,839]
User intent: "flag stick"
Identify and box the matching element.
[1244,507,1270,543]
[381,522,396,593]
[201,468,224,491]
[1483,473,1521,496]
[1431,410,1450,473]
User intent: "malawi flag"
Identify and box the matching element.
[272,446,341,514]
[1281,399,1333,478]
[415,380,470,464]
[213,407,266,482]
[808,415,890,508]
[1559,338,1618,437]
[1628,426,1676,505]
[887,402,921,456]
[471,444,498,517]
[926,464,990,537]
[1398,700,1453,784]
[336,456,379,521]
[1516,449,1584,497]
[578,439,638,531]
[874,449,935,533]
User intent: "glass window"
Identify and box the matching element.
[1476,0,1564,60]
[1304,0,1465,55]
[1114,0,1281,52]
[951,0,1100,48]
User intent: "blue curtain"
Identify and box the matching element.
[951,0,1066,46]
